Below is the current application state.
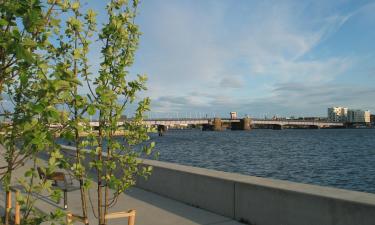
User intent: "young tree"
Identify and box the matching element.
[51,0,155,224]
[0,1,75,223]
[1,1,154,224]
[0,1,64,223]
[89,0,155,224]
[54,1,97,223]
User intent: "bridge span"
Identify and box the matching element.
[139,118,343,127]
[88,118,344,130]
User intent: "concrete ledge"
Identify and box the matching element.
[137,160,235,218]
[137,159,375,225]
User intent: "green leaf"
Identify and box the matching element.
[71,1,80,10]
[73,48,80,59]
[25,170,33,177]
[0,19,8,26]
[23,38,37,47]
[15,44,33,63]
[47,107,61,121]
[32,104,44,113]
[87,105,96,116]
[20,73,28,85]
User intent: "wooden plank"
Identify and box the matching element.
[66,212,88,224]
[5,191,11,225]
[105,209,136,220]
[15,190,20,225]
[128,210,136,225]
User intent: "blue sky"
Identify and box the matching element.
[3,0,374,118]
[125,0,375,118]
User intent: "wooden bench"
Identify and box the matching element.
[37,167,77,209]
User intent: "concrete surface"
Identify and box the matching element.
[0,144,243,225]
[137,159,375,225]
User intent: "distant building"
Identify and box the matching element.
[230,112,237,119]
[328,107,348,122]
[347,109,370,123]
[371,115,375,125]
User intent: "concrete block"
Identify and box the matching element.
[137,161,235,218]
[235,182,375,225]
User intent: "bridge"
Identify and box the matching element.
[88,118,344,131]
[1,118,344,129]
[251,119,343,127]
[0,119,344,137]
[138,118,341,126]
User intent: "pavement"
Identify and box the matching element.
[0,145,243,225]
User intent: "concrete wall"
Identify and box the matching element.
[137,159,375,225]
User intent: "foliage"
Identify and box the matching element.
[78,0,155,223]
[0,0,68,223]
[1,0,155,224]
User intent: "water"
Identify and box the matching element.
[147,129,375,193]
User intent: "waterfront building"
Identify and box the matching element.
[347,109,371,123]
[371,114,375,125]
[328,107,348,122]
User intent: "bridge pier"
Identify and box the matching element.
[231,118,252,131]
[241,118,251,131]
[213,118,222,131]
[157,125,167,136]
[202,124,212,131]
[272,124,283,130]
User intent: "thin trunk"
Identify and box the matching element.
[75,124,89,224]
[1,39,13,221]
[73,22,89,224]
[103,108,114,224]
[0,79,4,95]
[4,89,21,225]
[97,116,103,225]
[103,140,111,224]
[4,152,13,225]
[4,144,16,225]
[23,157,37,220]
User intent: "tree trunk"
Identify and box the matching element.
[97,121,104,225]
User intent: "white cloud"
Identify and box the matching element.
[150,82,375,118]
[131,0,372,114]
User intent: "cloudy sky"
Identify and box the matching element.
[4,0,374,118]
[123,0,375,118]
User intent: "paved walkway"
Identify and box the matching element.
[0,145,242,225]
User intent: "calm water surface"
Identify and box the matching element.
[148,129,375,193]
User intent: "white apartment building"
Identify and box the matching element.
[328,107,348,122]
[347,109,371,123]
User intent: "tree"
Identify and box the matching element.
[0,1,94,224]
[0,1,68,224]
[82,0,155,224]
[53,1,97,223]
[1,1,154,224]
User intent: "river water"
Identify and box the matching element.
[147,129,375,193]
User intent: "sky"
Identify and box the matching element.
[3,0,375,118]
[126,0,375,118]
